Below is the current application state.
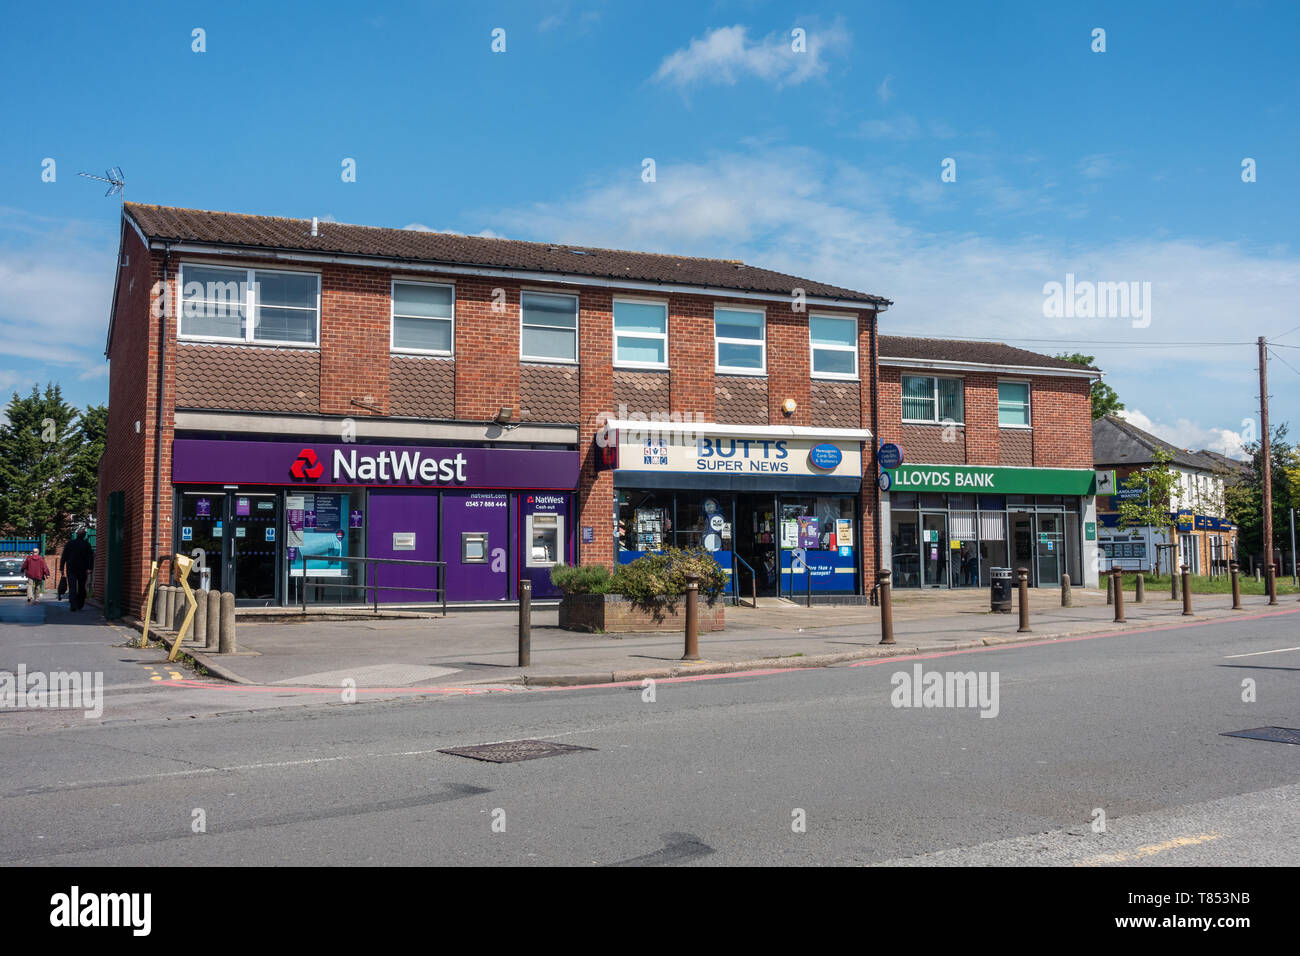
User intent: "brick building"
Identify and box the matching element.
[93,203,1103,614]
[875,338,1102,589]
[94,204,889,613]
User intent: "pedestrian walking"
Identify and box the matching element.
[60,530,94,612]
[21,548,50,603]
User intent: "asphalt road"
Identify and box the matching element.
[1,599,1297,865]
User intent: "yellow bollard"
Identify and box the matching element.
[140,561,159,648]
[167,554,199,663]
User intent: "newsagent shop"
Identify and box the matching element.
[879,463,1099,589]
[601,421,872,598]
[169,438,579,606]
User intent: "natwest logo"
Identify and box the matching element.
[290,448,324,480]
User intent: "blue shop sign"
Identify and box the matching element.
[809,443,843,470]
[878,443,903,469]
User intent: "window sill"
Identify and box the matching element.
[521,357,579,366]
[902,420,965,427]
[714,367,767,377]
[392,349,454,359]
[998,424,1033,430]
[812,374,860,383]
[178,337,320,350]
[614,363,670,372]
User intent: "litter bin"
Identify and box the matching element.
[991,567,1013,613]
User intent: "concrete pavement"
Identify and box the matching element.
[162,587,1294,689]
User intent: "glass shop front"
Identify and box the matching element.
[881,464,1097,589]
[606,425,869,598]
[171,437,579,606]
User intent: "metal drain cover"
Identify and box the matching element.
[438,739,595,763]
[1221,726,1300,745]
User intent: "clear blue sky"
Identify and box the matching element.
[2,0,1297,455]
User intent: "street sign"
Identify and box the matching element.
[878,443,904,469]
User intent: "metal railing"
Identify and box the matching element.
[297,552,448,616]
[730,554,758,608]
[786,552,813,607]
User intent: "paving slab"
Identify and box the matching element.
[174,589,1293,689]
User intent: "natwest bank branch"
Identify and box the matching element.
[170,438,579,606]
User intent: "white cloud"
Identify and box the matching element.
[652,22,849,90]
[479,147,1300,450]
[877,75,893,104]
[402,222,434,232]
[1119,409,1249,459]
[1077,154,1118,179]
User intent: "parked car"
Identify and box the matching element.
[0,557,27,596]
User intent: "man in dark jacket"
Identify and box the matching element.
[60,531,94,612]
[21,548,50,603]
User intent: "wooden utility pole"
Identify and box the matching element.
[1259,337,1274,577]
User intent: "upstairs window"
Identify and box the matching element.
[901,375,964,424]
[392,280,454,354]
[613,299,668,368]
[521,292,578,362]
[179,263,319,346]
[714,306,766,374]
[998,381,1031,426]
[810,315,858,379]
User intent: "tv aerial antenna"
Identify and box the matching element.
[79,167,126,199]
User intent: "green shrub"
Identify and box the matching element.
[549,562,612,595]
[610,547,725,605]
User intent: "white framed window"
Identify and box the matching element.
[714,305,766,374]
[391,279,454,355]
[178,262,319,346]
[997,380,1031,427]
[521,291,578,363]
[613,298,668,368]
[809,314,858,379]
[901,375,964,424]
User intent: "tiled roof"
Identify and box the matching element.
[1093,414,1219,470]
[879,335,1099,372]
[124,203,888,305]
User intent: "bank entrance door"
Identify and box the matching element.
[230,494,280,602]
[177,491,281,604]
[1035,512,1063,586]
[921,513,948,587]
[1010,510,1035,584]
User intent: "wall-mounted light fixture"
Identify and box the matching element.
[782,398,797,417]
[493,406,514,425]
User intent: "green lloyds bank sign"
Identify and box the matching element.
[885,465,1096,496]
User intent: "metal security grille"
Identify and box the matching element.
[437,739,596,763]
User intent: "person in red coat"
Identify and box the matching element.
[21,548,50,603]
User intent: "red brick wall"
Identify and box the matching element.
[767,304,810,425]
[95,226,155,615]
[320,266,390,416]
[1030,375,1094,468]
[104,236,883,599]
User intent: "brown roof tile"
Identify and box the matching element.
[879,335,1100,373]
[125,203,888,306]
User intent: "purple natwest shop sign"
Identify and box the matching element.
[172,439,580,491]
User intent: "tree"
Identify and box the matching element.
[1057,352,1123,420]
[1115,447,1181,576]
[68,404,107,529]
[0,385,96,542]
[1225,422,1299,562]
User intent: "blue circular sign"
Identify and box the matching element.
[808,443,843,470]
[878,443,904,469]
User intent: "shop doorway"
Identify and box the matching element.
[231,494,279,602]
[176,491,281,604]
[921,513,948,587]
[733,493,778,596]
[1035,512,1063,586]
